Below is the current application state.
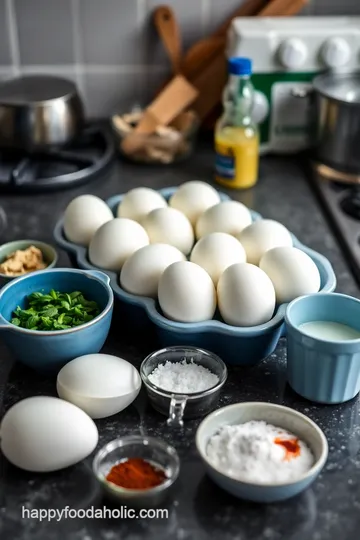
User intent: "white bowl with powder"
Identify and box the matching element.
[196,402,328,503]
[140,346,227,427]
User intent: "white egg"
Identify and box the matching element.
[142,207,194,255]
[196,200,252,239]
[238,219,293,265]
[120,243,185,297]
[158,261,216,323]
[0,397,98,472]
[217,263,276,327]
[169,180,221,226]
[89,218,149,271]
[190,232,246,285]
[117,187,167,222]
[259,246,321,304]
[57,354,142,419]
[64,194,113,246]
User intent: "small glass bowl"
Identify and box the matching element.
[111,110,199,165]
[92,436,180,508]
[140,346,228,427]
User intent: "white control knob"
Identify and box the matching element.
[253,91,269,124]
[321,38,351,68]
[278,38,308,69]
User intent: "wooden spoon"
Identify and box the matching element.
[180,0,267,79]
[153,5,182,74]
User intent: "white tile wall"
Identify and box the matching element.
[14,0,74,65]
[78,0,147,65]
[0,0,11,65]
[0,0,359,118]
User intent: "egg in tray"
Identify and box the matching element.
[58,181,322,328]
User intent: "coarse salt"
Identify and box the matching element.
[148,359,219,393]
[206,420,314,484]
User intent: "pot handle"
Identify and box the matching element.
[167,395,187,428]
[85,270,111,286]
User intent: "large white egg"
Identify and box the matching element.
[158,261,216,323]
[169,181,221,226]
[190,232,246,285]
[64,194,113,246]
[0,397,98,472]
[259,246,321,304]
[117,187,167,222]
[57,354,142,419]
[89,218,149,271]
[196,200,252,239]
[120,243,185,297]
[217,263,276,326]
[142,207,194,255]
[238,219,293,265]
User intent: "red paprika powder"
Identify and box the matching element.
[274,437,301,460]
[106,458,167,490]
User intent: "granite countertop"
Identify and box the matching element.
[0,144,360,540]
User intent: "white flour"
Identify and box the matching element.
[206,420,314,484]
[148,359,219,393]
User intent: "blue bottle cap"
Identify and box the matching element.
[228,57,252,76]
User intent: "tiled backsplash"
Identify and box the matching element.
[0,0,359,118]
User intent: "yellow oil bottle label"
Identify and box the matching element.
[215,128,259,189]
[215,142,235,180]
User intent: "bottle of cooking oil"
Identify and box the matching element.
[215,57,259,189]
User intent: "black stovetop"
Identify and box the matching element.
[0,124,115,193]
[1,152,360,540]
[311,163,360,287]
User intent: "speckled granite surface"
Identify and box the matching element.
[0,143,359,540]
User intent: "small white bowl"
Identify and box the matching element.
[196,402,328,503]
[56,353,142,419]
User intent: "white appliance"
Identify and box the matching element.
[227,17,360,154]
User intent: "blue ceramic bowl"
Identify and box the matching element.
[285,293,360,404]
[196,402,328,503]
[0,268,114,374]
[53,187,336,366]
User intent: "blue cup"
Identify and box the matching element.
[0,268,114,374]
[285,293,360,404]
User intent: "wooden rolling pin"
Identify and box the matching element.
[212,0,268,37]
[260,0,309,15]
[180,0,267,79]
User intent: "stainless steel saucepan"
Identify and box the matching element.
[0,75,85,150]
[295,71,360,175]
[312,71,360,175]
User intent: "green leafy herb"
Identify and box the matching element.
[11,289,100,331]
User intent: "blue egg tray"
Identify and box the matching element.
[53,187,337,366]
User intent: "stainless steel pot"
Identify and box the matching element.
[312,72,360,174]
[0,75,85,150]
